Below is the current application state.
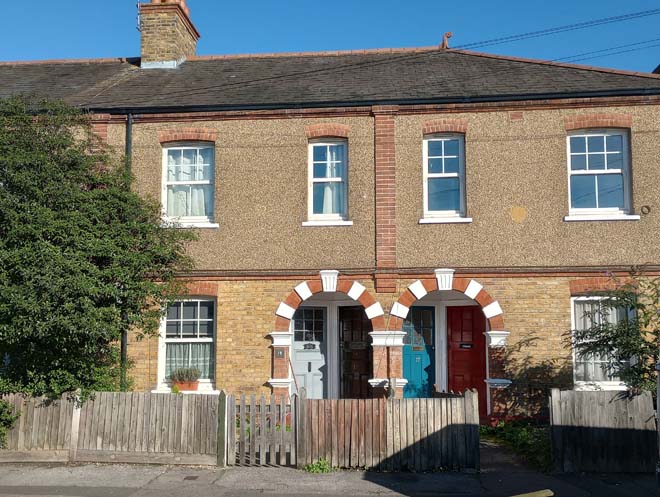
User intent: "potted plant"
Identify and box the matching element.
[169,367,201,391]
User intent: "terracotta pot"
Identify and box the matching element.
[173,381,199,391]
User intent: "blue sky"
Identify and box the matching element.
[2,0,659,72]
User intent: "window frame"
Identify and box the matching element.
[565,129,633,219]
[422,134,469,221]
[156,297,217,392]
[570,296,628,391]
[306,139,350,225]
[161,142,218,228]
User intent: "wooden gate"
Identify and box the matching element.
[227,393,298,466]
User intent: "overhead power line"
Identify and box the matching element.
[455,8,660,50]
[553,37,660,62]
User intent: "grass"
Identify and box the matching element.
[303,458,334,473]
[480,419,553,472]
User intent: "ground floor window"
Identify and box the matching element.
[572,297,629,388]
[164,299,215,380]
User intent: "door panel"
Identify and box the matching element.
[292,307,327,399]
[339,306,372,399]
[402,306,435,398]
[447,306,487,417]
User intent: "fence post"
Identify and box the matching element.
[68,390,82,462]
[217,390,227,467]
[296,388,307,469]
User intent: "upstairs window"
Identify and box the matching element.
[423,135,467,219]
[567,131,631,216]
[308,140,348,222]
[163,144,215,225]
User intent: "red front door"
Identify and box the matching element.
[447,306,487,418]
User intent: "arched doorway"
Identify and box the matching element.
[391,270,509,417]
[269,271,387,399]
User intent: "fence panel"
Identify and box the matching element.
[550,389,657,473]
[300,390,479,471]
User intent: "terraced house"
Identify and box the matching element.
[4,0,660,420]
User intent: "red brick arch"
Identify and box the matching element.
[564,113,632,131]
[274,276,385,331]
[158,127,218,143]
[391,276,505,331]
[305,123,350,139]
[422,118,468,135]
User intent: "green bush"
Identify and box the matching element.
[304,458,333,473]
[480,419,552,472]
[0,399,19,448]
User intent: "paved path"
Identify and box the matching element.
[0,443,655,496]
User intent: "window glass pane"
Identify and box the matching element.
[191,185,213,217]
[570,154,587,170]
[181,321,196,338]
[597,174,624,209]
[199,321,213,338]
[329,144,345,162]
[166,303,180,320]
[606,134,623,153]
[575,360,588,382]
[428,177,460,212]
[428,158,443,174]
[166,343,189,378]
[195,164,212,181]
[313,145,327,162]
[199,301,214,320]
[182,148,196,165]
[570,175,596,209]
[444,156,459,174]
[313,163,328,178]
[328,160,345,179]
[167,186,189,217]
[570,136,586,154]
[199,148,214,165]
[444,139,459,156]
[183,302,197,320]
[588,153,605,170]
[165,321,179,338]
[166,343,213,380]
[313,182,345,215]
[606,153,622,170]
[587,135,604,153]
[427,141,443,157]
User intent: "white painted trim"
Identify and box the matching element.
[141,58,186,69]
[302,220,354,226]
[419,217,472,224]
[163,221,220,229]
[482,301,503,319]
[563,214,640,222]
[390,302,410,319]
[276,302,296,320]
[269,331,294,347]
[422,134,467,219]
[365,302,384,319]
[368,378,408,388]
[434,268,455,291]
[464,280,483,299]
[574,381,628,391]
[369,331,406,347]
[268,378,294,388]
[408,280,428,299]
[347,281,366,301]
[320,270,339,292]
[294,281,313,301]
[485,378,512,389]
[484,330,510,348]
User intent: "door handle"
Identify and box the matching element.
[308,362,311,373]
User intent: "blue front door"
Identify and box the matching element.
[402,306,435,398]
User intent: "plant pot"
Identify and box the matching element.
[173,381,199,391]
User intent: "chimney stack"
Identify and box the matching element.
[139,0,200,69]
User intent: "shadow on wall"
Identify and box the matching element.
[495,335,573,419]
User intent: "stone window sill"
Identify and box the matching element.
[419,217,472,224]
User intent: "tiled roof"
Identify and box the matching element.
[2,48,660,112]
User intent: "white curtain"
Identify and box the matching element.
[166,343,213,379]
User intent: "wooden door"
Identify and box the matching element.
[339,306,372,399]
[447,306,487,418]
[402,306,435,398]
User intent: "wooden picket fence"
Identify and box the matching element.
[550,389,657,473]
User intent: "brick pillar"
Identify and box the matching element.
[268,332,293,399]
[373,105,398,293]
[369,331,406,398]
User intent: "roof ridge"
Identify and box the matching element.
[0,57,136,67]
[450,49,660,81]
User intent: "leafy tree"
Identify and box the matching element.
[570,269,660,394]
[0,97,194,398]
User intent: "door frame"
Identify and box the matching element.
[410,293,492,413]
[289,297,358,399]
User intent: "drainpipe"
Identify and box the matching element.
[120,113,133,391]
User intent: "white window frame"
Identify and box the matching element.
[303,139,352,227]
[420,134,471,224]
[155,297,218,393]
[570,296,628,391]
[161,142,219,228]
[564,130,638,222]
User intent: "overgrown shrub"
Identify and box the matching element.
[304,458,333,473]
[0,399,19,448]
[480,419,552,472]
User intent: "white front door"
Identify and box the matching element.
[291,307,327,399]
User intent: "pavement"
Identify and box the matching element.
[0,443,655,497]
